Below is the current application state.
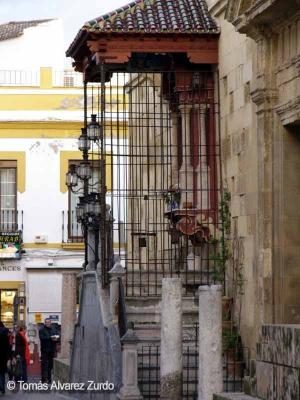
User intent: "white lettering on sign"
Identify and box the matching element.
[0,265,21,271]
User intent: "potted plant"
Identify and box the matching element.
[223,330,244,380]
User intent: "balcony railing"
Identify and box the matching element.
[0,70,40,86]
[62,210,84,244]
[0,69,83,87]
[0,210,23,231]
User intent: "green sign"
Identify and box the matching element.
[0,231,22,259]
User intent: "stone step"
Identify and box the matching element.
[125,296,199,326]
[213,394,260,400]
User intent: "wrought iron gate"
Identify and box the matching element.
[84,66,222,296]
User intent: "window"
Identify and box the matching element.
[68,160,100,241]
[0,161,17,230]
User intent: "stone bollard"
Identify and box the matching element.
[117,323,143,400]
[109,257,126,324]
[60,272,77,359]
[160,278,182,400]
[198,285,223,400]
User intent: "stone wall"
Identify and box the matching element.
[208,0,300,358]
[208,0,259,356]
[256,324,300,399]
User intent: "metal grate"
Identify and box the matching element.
[137,343,248,398]
[84,66,222,296]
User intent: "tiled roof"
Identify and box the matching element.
[0,19,53,42]
[85,0,218,34]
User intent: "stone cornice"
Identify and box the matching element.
[251,88,278,107]
[226,0,300,40]
[209,0,228,18]
[274,97,300,126]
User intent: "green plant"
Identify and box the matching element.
[210,189,231,284]
[223,329,239,351]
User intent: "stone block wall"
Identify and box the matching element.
[255,324,300,400]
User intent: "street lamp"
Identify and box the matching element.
[77,162,92,180]
[87,114,102,141]
[76,197,85,222]
[84,192,101,218]
[65,164,78,188]
[78,128,91,152]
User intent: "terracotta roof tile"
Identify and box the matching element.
[85,0,218,34]
[0,19,53,42]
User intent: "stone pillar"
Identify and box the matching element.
[60,272,77,359]
[179,104,193,206]
[117,324,142,400]
[197,103,209,210]
[160,278,182,400]
[198,285,223,400]
[109,257,126,324]
[171,112,178,183]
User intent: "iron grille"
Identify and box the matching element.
[84,68,222,295]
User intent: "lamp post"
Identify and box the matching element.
[66,115,104,272]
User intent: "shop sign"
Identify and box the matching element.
[0,231,22,259]
[35,313,42,323]
[0,265,21,271]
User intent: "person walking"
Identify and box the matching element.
[14,325,30,383]
[0,321,10,394]
[39,319,59,384]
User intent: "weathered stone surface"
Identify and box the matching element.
[257,325,300,368]
[198,285,223,400]
[117,328,142,400]
[213,394,260,400]
[70,271,121,399]
[274,365,299,400]
[161,371,182,400]
[53,358,70,384]
[160,278,182,400]
[60,272,77,360]
[256,361,274,399]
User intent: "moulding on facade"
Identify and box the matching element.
[274,96,300,126]
[225,0,300,39]
[251,87,278,108]
[0,151,26,192]
[208,0,228,18]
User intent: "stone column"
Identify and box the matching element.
[171,112,179,183]
[198,285,223,400]
[160,278,182,400]
[117,324,142,400]
[60,272,77,359]
[109,257,125,324]
[179,104,193,206]
[196,103,209,210]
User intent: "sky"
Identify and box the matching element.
[0,0,127,48]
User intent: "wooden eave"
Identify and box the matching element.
[70,31,219,72]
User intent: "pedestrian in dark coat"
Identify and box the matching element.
[0,321,10,394]
[39,319,59,384]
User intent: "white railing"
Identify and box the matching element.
[0,70,40,86]
[0,69,83,87]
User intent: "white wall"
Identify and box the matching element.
[0,19,65,71]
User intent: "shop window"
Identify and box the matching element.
[0,161,17,230]
[0,289,17,327]
[68,160,100,240]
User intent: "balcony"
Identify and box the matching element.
[0,68,83,87]
[62,210,84,245]
[0,210,23,232]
